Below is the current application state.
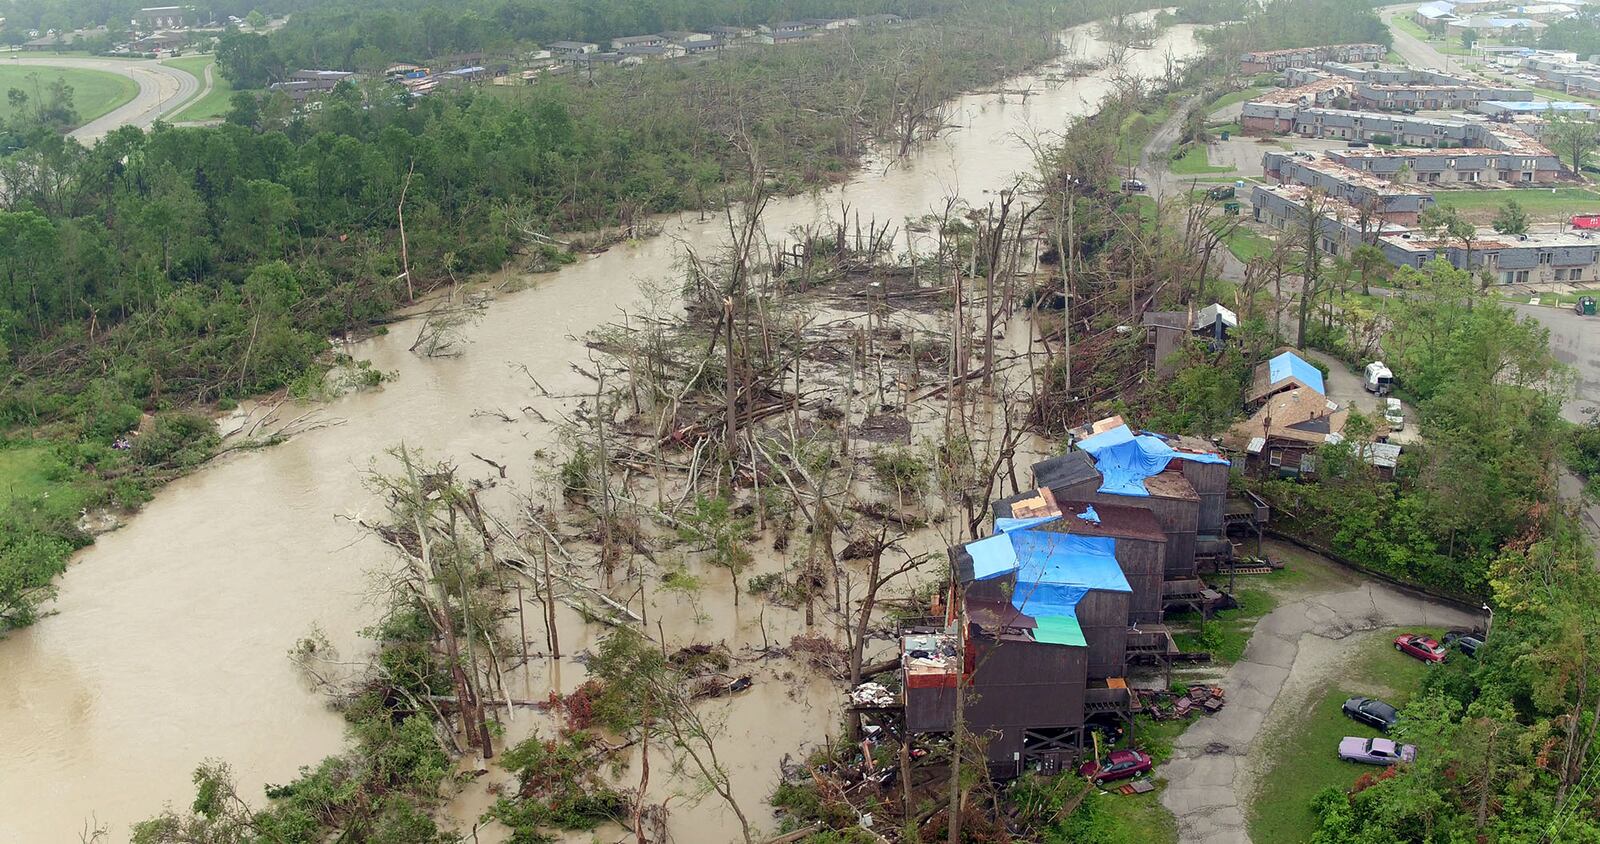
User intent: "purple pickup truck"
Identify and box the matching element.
[1339,736,1417,766]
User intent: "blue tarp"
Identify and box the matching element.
[1268,351,1326,396]
[1076,425,1230,496]
[964,519,1130,646]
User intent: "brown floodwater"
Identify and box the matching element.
[0,20,1201,842]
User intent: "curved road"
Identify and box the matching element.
[2,55,200,142]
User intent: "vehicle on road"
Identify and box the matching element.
[1384,397,1404,430]
[1339,736,1417,765]
[1575,295,1596,317]
[1364,361,1394,395]
[1122,178,1147,193]
[1443,630,1485,658]
[1077,749,1153,785]
[1395,633,1446,663]
[1342,697,1400,732]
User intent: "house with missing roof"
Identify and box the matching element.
[898,419,1249,777]
[1141,302,1239,377]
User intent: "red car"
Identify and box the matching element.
[1395,633,1446,663]
[1077,749,1153,785]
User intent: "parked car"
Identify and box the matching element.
[1122,178,1147,193]
[1077,749,1153,785]
[1347,140,1370,148]
[1395,633,1447,663]
[1443,630,1485,658]
[1340,736,1417,765]
[1342,697,1400,732]
[1384,397,1404,431]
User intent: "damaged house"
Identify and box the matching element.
[900,419,1252,777]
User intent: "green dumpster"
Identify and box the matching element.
[1220,130,1230,141]
[1223,201,1242,215]
[1576,296,1596,316]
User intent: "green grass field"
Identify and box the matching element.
[1432,187,1600,221]
[0,65,138,126]
[0,442,88,511]
[1170,144,1235,176]
[162,54,233,121]
[1222,225,1277,263]
[1247,628,1441,844]
[1206,86,1270,117]
[1389,15,1474,56]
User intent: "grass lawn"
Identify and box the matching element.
[1247,628,1442,844]
[1221,225,1277,263]
[0,442,88,511]
[1170,144,1234,176]
[1090,785,1179,844]
[1171,587,1278,665]
[163,54,233,121]
[0,65,138,126]
[1499,287,1600,307]
[1432,187,1600,221]
[1206,86,1269,116]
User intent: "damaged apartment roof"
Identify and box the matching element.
[958,513,1133,647]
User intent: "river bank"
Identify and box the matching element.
[0,18,1203,842]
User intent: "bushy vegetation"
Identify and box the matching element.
[1305,516,1600,843]
[1257,261,1562,595]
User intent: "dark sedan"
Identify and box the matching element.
[1443,630,1485,658]
[1077,749,1152,785]
[1342,696,1399,732]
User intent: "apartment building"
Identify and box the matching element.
[1262,151,1435,224]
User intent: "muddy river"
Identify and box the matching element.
[0,20,1201,842]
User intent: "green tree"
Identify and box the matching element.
[1491,198,1529,236]
[677,495,754,607]
[1547,111,1597,176]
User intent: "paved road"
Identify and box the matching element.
[1160,578,1479,844]
[1380,5,1450,73]
[1511,303,1600,557]
[1135,93,1251,282]
[1,54,200,142]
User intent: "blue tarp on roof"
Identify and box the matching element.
[965,519,1130,646]
[1268,351,1326,396]
[1076,424,1230,497]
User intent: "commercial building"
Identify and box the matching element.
[1475,99,1600,119]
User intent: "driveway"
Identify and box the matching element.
[1160,576,1480,844]
[1,55,200,142]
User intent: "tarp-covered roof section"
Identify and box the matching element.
[961,516,1132,647]
[1075,424,1229,497]
[1250,350,1326,403]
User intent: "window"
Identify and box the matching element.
[1540,252,1553,265]
[1418,257,1428,268]
[1556,269,1568,281]
[1268,449,1284,468]
[1464,171,1479,182]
